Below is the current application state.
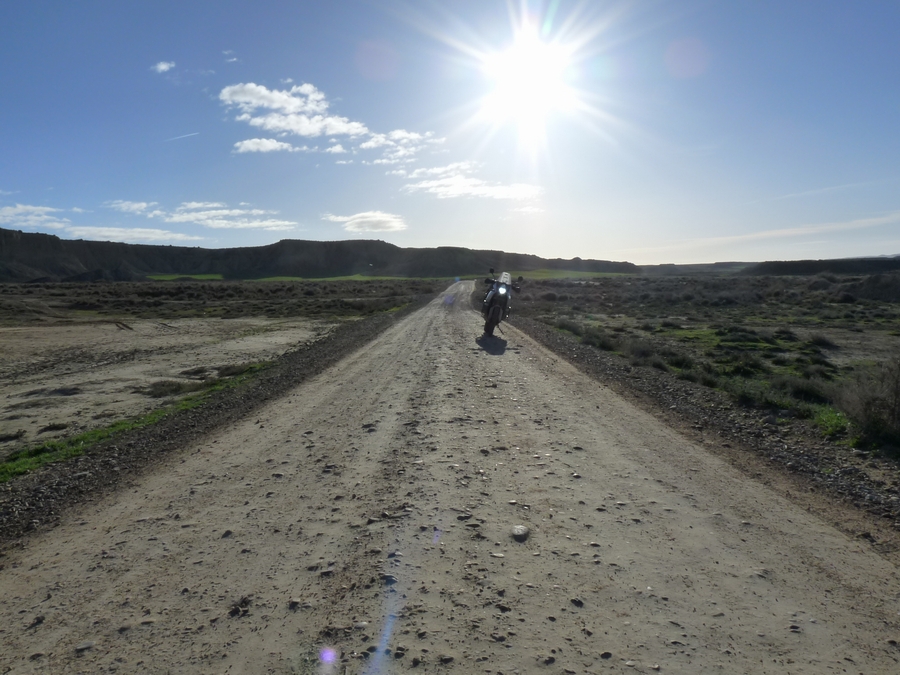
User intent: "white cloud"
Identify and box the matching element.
[220,82,445,166]
[0,203,70,229]
[152,61,175,73]
[238,111,368,137]
[162,208,295,231]
[324,144,347,154]
[408,162,475,179]
[323,211,407,232]
[233,138,302,153]
[359,134,389,149]
[221,82,329,115]
[66,227,202,243]
[388,129,424,142]
[404,174,542,200]
[221,82,371,141]
[361,129,444,163]
[103,199,298,231]
[177,202,226,210]
[336,160,354,165]
[0,189,18,196]
[104,200,157,214]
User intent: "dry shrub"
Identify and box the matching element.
[836,357,900,445]
[771,374,830,404]
[623,338,654,360]
[142,380,206,398]
[809,333,837,348]
[582,327,617,351]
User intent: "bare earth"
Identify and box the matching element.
[1,282,898,674]
[1,317,333,450]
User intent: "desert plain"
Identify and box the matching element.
[0,276,898,674]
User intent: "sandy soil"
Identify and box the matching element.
[1,282,898,674]
[0,317,333,450]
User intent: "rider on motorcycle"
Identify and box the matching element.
[482,269,522,336]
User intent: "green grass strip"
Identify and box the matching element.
[147,273,225,281]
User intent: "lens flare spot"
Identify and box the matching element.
[320,647,337,664]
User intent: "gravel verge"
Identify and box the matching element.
[511,316,900,559]
[0,298,433,546]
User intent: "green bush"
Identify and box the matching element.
[555,318,583,335]
[813,407,848,437]
[665,353,694,370]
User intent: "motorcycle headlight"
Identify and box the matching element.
[498,286,507,295]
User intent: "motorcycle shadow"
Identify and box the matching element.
[475,334,508,355]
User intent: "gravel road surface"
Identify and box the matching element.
[1,281,898,674]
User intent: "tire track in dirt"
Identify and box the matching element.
[1,282,898,674]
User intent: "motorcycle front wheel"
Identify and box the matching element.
[484,306,502,336]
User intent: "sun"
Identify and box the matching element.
[480,27,578,145]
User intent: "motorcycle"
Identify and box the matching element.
[481,268,523,336]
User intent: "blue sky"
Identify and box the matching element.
[2,0,898,265]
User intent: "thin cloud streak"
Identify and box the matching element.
[66,227,202,243]
[404,174,541,200]
[776,181,875,200]
[104,200,298,231]
[165,132,199,142]
[619,211,900,256]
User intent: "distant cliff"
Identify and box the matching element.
[742,257,900,276]
[0,228,638,282]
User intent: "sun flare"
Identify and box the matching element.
[480,28,578,145]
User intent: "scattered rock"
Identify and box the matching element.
[75,641,95,653]
[511,525,530,542]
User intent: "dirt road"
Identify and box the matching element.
[2,282,898,674]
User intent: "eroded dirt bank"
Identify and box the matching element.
[1,282,898,674]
